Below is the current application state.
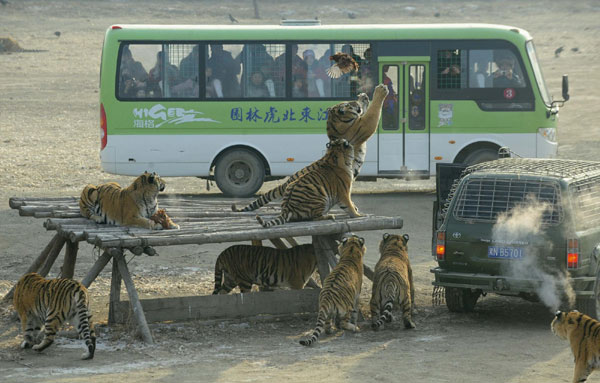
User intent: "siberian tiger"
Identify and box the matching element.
[13,273,96,360]
[212,243,317,294]
[552,310,600,383]
[255,138,360,228]
[326,83,389,179]
[370,233,416,331]
[232,85,386,214]
[79,171,178,230]
[299,235,365,346]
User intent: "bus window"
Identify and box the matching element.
[295,44,331,98]
[491,49,526,88]
[469,50,493,88]
[206,44,242,98]
[409,64,426,131]
[437,49,465,89]
[330,43,372,98]
[382,65,399,130]
[238,43,284,98]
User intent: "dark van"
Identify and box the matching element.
[431,158,600,316]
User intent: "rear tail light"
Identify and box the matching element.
[567,238,579,269]
[100,103,107,150]
[436,231,446,260]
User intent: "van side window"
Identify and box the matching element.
[437,49,465,89]
[238,44,284,98]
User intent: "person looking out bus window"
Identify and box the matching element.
[207,44,241,98]
[246,71,270,98]
[172,45,200,97]
[148,51,179,97]
[382,65,398,130]
[438,49,461,89]
[119,46,148,97]
[238,44,276,97]
[493,55,522,88]
[302,49,327,97]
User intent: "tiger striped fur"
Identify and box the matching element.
[299,235,365,346]
[326,83,389,179]
[370,233,416,331]
[212,244,317,294]
[13,273,96,360]
[79,171,173,230]
[256,138,359,228]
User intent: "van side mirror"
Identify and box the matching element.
[562,75,570,102]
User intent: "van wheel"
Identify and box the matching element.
[463,148,499,166]
[214,149,265,197]
[445,287,480,313]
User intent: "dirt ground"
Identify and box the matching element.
[1,1,599,382]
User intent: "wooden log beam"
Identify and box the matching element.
[81,251,111,288]
[312,235,336,284]
[2,234,61,302]
[60,240,79,279]
[108,258,122,325]
[38,236,67,277]
[113,251,154,344]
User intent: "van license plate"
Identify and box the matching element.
[487,246,524,259]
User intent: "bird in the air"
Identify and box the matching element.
[326,52,359,79]
[228,14,239,23]
[554,46,564,57]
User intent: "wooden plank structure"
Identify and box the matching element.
[4,195,403,344]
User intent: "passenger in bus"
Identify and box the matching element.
[274,44,307,96]
[302,49,328,97]
[470,58,491,88]
[204,67,223,98]
[207,44,241,98]
[119,46,148,98]
[292,74,307,98]
[148,51,179,97]
[238,44,276,97]
[382,65,398,130]
[358,47,375,96]
[492,55,522,88]
[341,44,362,97]
[246,71,271,98]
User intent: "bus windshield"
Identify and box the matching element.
[526,41,551,106]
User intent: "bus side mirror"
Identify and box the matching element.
[562,75,570,102]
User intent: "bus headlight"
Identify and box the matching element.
[538,127,556,142]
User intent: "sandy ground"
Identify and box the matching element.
[1,1,599,382]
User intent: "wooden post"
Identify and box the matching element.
[113,251,154,344]
[60,240,79,279]
[2,234,60,302]
[312,236,334,284]
[81,251,111,288]
[38,236,67,277]
[108,257,122,325]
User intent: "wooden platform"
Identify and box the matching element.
[5,195,403,343]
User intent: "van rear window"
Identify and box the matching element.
[453,178,562,224]
[570,175,600,231]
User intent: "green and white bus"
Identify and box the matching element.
[99,22,568,197]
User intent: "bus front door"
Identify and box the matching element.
[377,61,430,177]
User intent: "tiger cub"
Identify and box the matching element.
[13,273,96,360]
[552,310,600,383]
[212,244,317,294]
[326,83,389,178]
[79,171,178,230]
[370,233,416,331]
[300,235,365,346]
[256,138,360,228]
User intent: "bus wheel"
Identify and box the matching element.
[463,148,499,166]
[214,149,265,197]
[445,287,480,313]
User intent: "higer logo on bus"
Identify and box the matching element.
[100,104,107,150]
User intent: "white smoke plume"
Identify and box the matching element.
[493,195,574,312]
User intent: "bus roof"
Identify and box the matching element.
[106,23,532,44]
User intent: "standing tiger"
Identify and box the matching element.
[370,233,416,331]
[79,171,178,230]
[299,235,365,346]
[552,310,600,383]
[13,273,96,360]
[212,243,317,294]
[232,84,387,214]
[256,138,360,228]
[326,83,389,179]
